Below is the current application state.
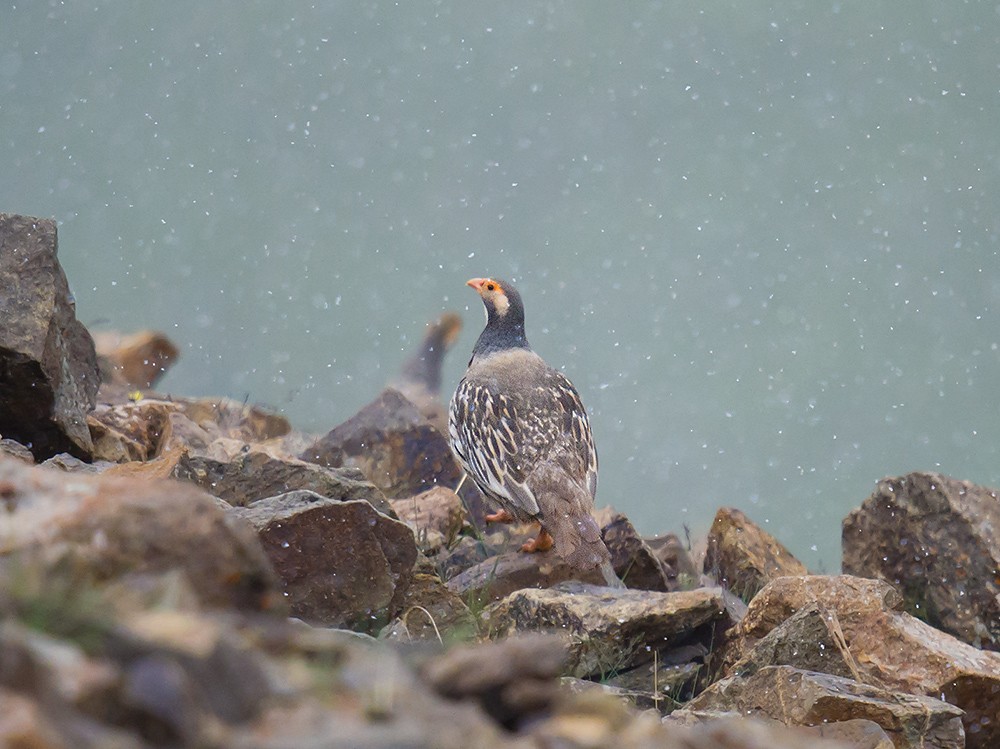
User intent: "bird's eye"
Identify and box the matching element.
[487,283,495,291]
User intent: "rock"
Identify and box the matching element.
[173,448,393,514]
[645,532,700,587]
[436,534,492,581]
[0,438,34,464]
[389,311,463,434]
[382,568,478,643]
[390,486,467,551]
[0,213,99,461]
[703,507,809,601]
[0,454,280,613]
[300,387,464,500]
[421,633,567,730]
[87,399,176,462]
[676,666,965,749]
[166,396,291,447]
[720,574,1000,749]
[486,585,730,679]
[230,492,417,632]
[843,471,1000,651]
[664,715,873,749]
[447,550,608,608]
[727,601,863,683]
[93,329,179,390]
[595,507,676,591]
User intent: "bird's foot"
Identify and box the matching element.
[520,528,554,553]
[485,509,516,523]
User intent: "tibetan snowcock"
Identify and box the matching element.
[448,277,623,587]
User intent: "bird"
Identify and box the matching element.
[448,277,623,588]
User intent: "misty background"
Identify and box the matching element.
[2,2,998,569]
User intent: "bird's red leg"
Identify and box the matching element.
[485,509,515,523]
[521,527,554,553]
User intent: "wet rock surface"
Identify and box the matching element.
[844,470,1000,651]
[301,387,462,499]
[676,665,965,749]
[487,585,730,679]
[703,506,809,601]
[0,213,99,460]
[720,574,1000,748]
[231,491,417,632]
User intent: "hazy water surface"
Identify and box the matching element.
[2,2,998,569]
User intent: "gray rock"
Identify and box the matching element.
[844,471,1000,651]
[174,448,393,514]
[0,213,99,460]
[231,492,417,632]
[486,585,730,679]
[676,665,965,749]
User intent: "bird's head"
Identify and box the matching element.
[467,277,522,322]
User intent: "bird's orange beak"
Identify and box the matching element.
[466,278,487,292]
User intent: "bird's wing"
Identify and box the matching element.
[541,370,599,499]
[449,379,541,516]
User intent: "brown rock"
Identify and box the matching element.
[646,531,700,587]
[389,311,463,434]
[87,399,176,462]
[843,471,1000,650]
[93,329,179,390]
[486,585,730,679]
[0,454,280,613]
[300,387,462,499]
[173,448,393,514]
[422,633,567,730]
[231,492,417,632]
[595,507,676,591]
[728,601,863,683]
[0,213,99,460]
[382,570,478,642]
[436,534,492,581]
[721,574,1000,749]
[390,486,467,549]
[0,438,34,464]
[703,507,809,600]
[678,666,965,749]
[166,396,291,447]
[664,714,870,749]
[447,550,608,607]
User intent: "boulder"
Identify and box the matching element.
[703,507,809,601]
[382,568,478,643]
[595,507,677,591]
[0,454,280,613]
[421,634,567,730]
[646,531,703,586]
[300,388,463,499]
[87,399,176,462]
[173,447,393,514]
[720,574,1000,748]
[447,550,608,608]
[843,471,1000,650]
[390,485,467,550]
[0,213,99,460]
[230,492,417,632]
[676,666,965,749]
[389,311,463,434]
[0,438,34,464]
[165,396,291,448]
[93,329,179,390]
[486,585,730,679]
[727,601,862,683]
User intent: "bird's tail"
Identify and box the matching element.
[544,506,625,588]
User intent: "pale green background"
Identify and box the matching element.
[3,2,998,569]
